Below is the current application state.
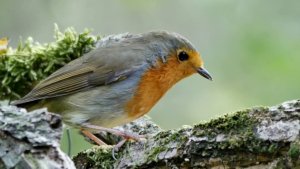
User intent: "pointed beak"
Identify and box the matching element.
[197,67,212,81]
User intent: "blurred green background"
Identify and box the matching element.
[1,0,299,156]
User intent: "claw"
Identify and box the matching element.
[112,139,127,160]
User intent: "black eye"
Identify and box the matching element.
[178,51,189,61]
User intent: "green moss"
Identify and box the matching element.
[147,130,188,162]
[147,145,167,161]
[85,146,115,169]
[193,109,258,137]
[146,131,173,161]
[164,130,188,144]
[288,141,300,159]
[0,24,100,100]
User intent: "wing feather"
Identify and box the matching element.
[12,35,147,105]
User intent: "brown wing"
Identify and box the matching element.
[12,46,147,105]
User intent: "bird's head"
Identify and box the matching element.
[141,31,212,82]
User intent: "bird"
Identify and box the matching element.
[12,31,212,145]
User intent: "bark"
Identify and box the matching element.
[0,105,75,169]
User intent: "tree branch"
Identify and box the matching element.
[73,100,300,168]
[1,99,299,168]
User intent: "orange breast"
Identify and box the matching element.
[125,56,195,119]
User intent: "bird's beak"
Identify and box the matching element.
[197,67,212,81]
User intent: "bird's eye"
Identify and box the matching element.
[178,51,189,61]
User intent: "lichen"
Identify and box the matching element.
[0,105,75,169]
[146,129,188,162]
[147,145,167,161]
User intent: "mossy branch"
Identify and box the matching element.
[1,99,299,168]
[73,100,300,168]
[0,24,100,100]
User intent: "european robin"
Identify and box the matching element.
[12,31,212,144]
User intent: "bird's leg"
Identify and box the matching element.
[82,124,146,160]
[81,129,107,145]
[82,124,145,141]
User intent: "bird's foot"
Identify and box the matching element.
[81,124,146,159]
